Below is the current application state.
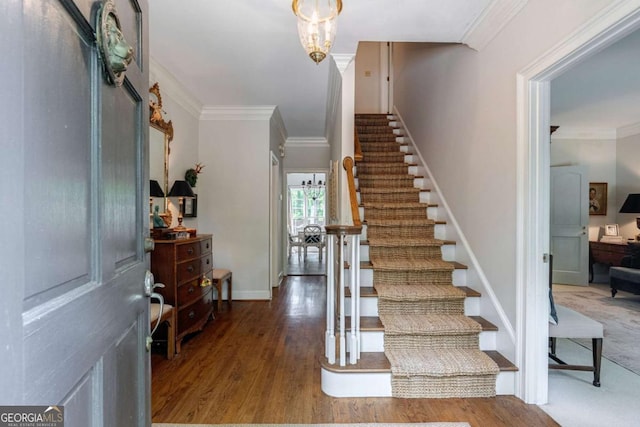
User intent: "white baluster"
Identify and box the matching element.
[349,233,358,364]
[339,234,346,366]
[326,233,335,364]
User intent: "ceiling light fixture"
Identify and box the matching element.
[302,174,325,201]
[292,0,342,65]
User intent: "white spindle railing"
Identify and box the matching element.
[325,225,362,366]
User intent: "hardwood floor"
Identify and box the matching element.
[151,275,559,426]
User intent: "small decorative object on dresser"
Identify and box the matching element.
[150,234,213,354]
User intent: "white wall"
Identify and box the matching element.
[617,133,640,238]
[198,118,272,300]
[392,0,615,325]
[355,42,382,113]
[550,138,617,240]
[283,139,330,169]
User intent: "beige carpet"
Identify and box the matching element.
[153,424,470,427]
[553,288,640,374]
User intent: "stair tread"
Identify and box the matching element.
[359,260,467,270]
[320,352,391,373]
[485,351,518,371]
[321,351,516,374]
[361,239,455,246]
[468,316,498,331]
[360,202,438,208]
[457,286,481,297]
[348,285,479,299]
[345,313,497,333]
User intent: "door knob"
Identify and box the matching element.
[144,237,155,253]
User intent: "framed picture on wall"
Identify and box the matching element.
[182,194,197,218]
[605,224,619,236]
[589,182,607,215]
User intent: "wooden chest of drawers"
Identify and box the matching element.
[151,234,213,354]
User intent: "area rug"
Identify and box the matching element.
[553,290,640,374]
[153,424,470,427]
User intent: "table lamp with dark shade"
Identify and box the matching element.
[619,193,640,241]
[150,180,165,198]
[149,180,165,219]
[168,180,195,231]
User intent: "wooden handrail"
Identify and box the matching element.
[354,130,363,162]
[343,156,361,227]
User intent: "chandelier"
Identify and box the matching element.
[292,0,343,64]
[302,174,325,201]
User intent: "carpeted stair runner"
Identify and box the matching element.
[355,113,498,398]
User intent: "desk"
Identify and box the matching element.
[589,241,628,282]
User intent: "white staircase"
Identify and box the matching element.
[321,115,516,398]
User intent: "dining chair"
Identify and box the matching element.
[288,228,304,260]
[303,224,325,261]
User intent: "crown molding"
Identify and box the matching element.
[270,106,288,142]
[462,0,529,51]
[551,127,617,140]
[149,57,203,119]
[200,106,277,121]
[331,53,355,75]
[286,137,329,148]
[617,121,640,139]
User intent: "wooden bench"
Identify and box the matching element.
[212,269,233,312]
[549,305,603,387]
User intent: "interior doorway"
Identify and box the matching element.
[517,4,640,405]
[286,172,327,276]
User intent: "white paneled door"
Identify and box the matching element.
[1,1,151,425]
[551,165,589,285]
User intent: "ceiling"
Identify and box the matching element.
[148,0,492,138]
[148,2,640,141]
[551,28,640,134]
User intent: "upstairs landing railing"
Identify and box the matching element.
[324,156,362,366]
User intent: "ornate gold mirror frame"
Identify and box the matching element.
[149,82,174,227]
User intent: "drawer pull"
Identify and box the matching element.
[187,248,194,255]
[206,259,210,265]
[187,265,194,273]
[206,243,210,249]
[188,310,195,319]
[188,286,195,294]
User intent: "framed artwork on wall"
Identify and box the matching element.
[589,182,607,215]
[182,194,197,218]
[605,224,619,236]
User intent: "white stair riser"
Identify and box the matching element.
[321,368,515,397]
[359,243,454,263]
[359,206,438,221]
[321,369,392,397]
[465,297,479,316]
[345,296,378,317]
[357,268,467,287]
[355,330,496,353]
[359,223,446,240]
[441,244,455,261]
[355,191,428,204]
[345,295,480,317]
[355,177,428,189]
